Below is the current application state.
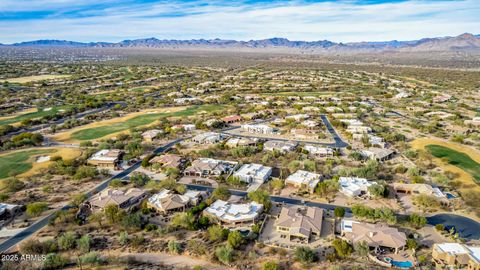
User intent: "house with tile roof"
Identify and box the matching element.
[88,188,147,210]
[275,206,323,243]
[341,219,407,254]
[432,243,480,269]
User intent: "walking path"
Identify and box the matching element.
[119,252,231,270]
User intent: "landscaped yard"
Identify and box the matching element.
[67,104,223,141]
[426,145,480,184]
[0,148,82,179]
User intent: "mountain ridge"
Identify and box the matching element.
[4,33,480,52]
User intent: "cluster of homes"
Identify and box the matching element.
[339,118,395,162]
[240,113,324,140]
[82,182,478,270]
[85,185,264,227]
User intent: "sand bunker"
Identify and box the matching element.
[35,155,51,163]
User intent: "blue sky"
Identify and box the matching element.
[0,0,479,43]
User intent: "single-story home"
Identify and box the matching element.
[203,200,263,226]
[88,188,147,210]
[339,177,373,197]
[264,140,298,153]
[341,219,407,254]
[184,158,238,177]
[285,170,321,193]
[233,163,272,184]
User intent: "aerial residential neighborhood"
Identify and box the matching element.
[0,0,479,270]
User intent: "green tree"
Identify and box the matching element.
[215,245,234,265]
[73,166,98,181]
[88,212,104,227]
[294,246,317,264]
[109,179,124,188]
[121,213,142,230]
[168,240,182,254]
[332,238,353,258]
[270,178,284,191]
[171,212,196,230]
[76,235,91,253]
[303,160,317,172]
[208,225,228,242]
[262,260,280,270]
[130,173,150,187]
[406,239,418,250]
[58,231,77,251]
[334,207,346,218]
[78,252,101,267]
[354,241,369,258]
[409,213,427,228]
[26,202,48,217]
[227,230,244,249]
[104,204,120,224]
[367,183,386,198]
[43,253,67,270]
[212,187,230,201]
[187,240,207,256]
[4,178,25,192]
[71,193,87,207]
[315,179,339,199]
[119,231,129,246]
[288,160,302,173]
[435,224,445,232]
[247,189,272,211]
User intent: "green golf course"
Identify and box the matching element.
[71,104,224,140]
[0,149,54,179]
[0,106,72,126]
[426,144,480,184]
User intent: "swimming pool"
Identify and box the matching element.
[445,192,456,199]
[390,259,414,268]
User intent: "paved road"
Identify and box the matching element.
[319,114,349,148]
[222,114,349,148]
[185,184,350,212]
[0,138,182,253]
[427,213,480,240]
[186,183,480,240]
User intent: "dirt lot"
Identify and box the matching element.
[0,74,71,83]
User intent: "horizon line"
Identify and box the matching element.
[1,32,478,45]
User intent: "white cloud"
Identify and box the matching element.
[0,0,479,43]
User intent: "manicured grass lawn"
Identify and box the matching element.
[0,149,53,179]
[71,104,224,140]
[0,106,72,126]
[426,144,480,184]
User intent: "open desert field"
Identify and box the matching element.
[0,147,82,180]
[52,104,223,142]
[0,74,70,83]
[411,138,480,192]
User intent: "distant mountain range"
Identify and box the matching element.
[2,33,480,53]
